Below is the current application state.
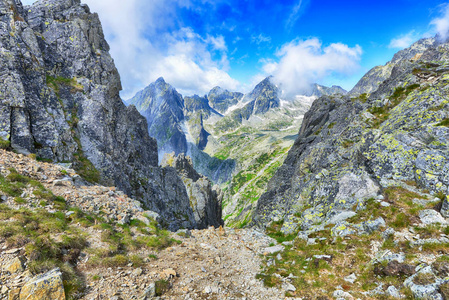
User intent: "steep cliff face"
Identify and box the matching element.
[0,0,212,230]
[254,37,449,231]
[163,153,224,229]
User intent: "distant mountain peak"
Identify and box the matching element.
[155,77,166,84]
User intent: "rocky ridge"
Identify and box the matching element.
[251,36,449,298]
[0,0,221,230]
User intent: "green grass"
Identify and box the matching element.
[0,205,87,299]
[256,179,448,298]
[0,136,10,149]
[46,75,83,95]
[437,118,449,127]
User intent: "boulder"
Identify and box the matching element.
[19,268,65,300]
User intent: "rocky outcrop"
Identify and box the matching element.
[254,35,449,231]
[230,77,280,123]
[0,0,210,230]
[349,37,436,96]
[163,153,224,229]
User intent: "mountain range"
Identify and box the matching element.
[1,0,449,299]
[127,74,347,226]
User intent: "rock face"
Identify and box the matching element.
[207,87,243,114]
[0,0,212,230]
[163,153,224,229]
[349,37,436,96]
[230,77,280,123]
[254,36,449,230]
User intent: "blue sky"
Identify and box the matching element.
[22,0,449,98]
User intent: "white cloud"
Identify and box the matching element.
[431,3,449,41]
[251,34,271,45]
[389,31,419,49]
[286,0,311,30]
[259,38,362,98]
[79,0,239,98]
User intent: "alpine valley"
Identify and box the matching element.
[0,0,448,299]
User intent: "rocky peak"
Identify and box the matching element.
[163,153,224,229]
[128,78,187,159]
[305,84,347,97]
[246,76,280,115]
[207,86,243,114]
[349,37,436,97]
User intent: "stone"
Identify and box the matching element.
[283,282,296,292]
[441,196,449,218]
[5,256,26,274]
[374,261,415,277]
[160,268,177,280]
[262,245,284,254]
[332,289,354,299]
[362,217,386,233]
[132,268,143,276]
[386,286,401,298]
[4,248,21,255]
[344,273,357,284]
[419,210,447,225]
[19,268,65,300]
[1,285,9,294]
[440,282,449,300]
[403,267,443,300]
[8,288,21,300]
[141,283,156,298]
[327,211,357,225]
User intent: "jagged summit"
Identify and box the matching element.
[127,78,187,159]
[349,37,436,96]
[207,86,243,114]
[305,83,347,97]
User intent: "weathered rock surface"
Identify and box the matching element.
[207,86,243,114]
[19,268,65,300]
[163,153,223,229]
[0,0,221,230]
[305,83,347,98]
[254,36,449,230]
[349,37,436,96]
